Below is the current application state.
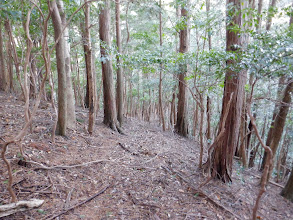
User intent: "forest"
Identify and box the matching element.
[0,0,293,219]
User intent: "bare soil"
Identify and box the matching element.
[0,91,292,220]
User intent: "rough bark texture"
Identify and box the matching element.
[0,19,7,91]
[115,0,124,126]
[99,0,118,131]
[210,0,246,182]
[265,80,293,180]
[261,76,286,170]
[281,165,293,202]
[83,0,95,134]
[175,1,189,137]
[51,0,67,136]
[57,0,76,129]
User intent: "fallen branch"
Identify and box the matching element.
[44,184,112,220]
[249,173,284,188]
[27,159,116,170]
[162,165,241,219]
[118,143,139,156]
[0,199,44,218]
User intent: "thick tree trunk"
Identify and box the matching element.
[99,0,119,131]
[57,0,76,129]
[209,0,246,182]
[50,0,67,136]
[281,165,293,202]
[175,1,189,137]
[115,0,124,126]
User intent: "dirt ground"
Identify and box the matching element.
[0,91,293,220]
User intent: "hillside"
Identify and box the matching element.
[0,92,292,220]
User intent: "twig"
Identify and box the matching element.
[44,184,112,220]
[118,143,139,156]
[27,159,116,170]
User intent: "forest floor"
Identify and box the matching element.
[0,91,293,220]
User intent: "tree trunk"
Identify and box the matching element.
[57,0,76,129]
[265,80,293,181]
[175,0,189,137]
[261,76,286,170]
[281,165,293,202]
[50,0,67,136]
[159,0,166,131]
[83,0,95,134]
[0,19,7,91]
[266,0,277,31]
[115,0,124,127]
[209,0,246,183]
[256,0,263,32]
[99,0,119,131]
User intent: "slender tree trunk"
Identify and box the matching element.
[261,76,286,170]
[50,0,67,136]
[206,0,212,140]
[5,37,13,91]
[159,0,166,131]
[256,0,263,32]
[83,0,95,134]
[264,80,293,181]
[175,0,189,137]
[57,0,76,129]
[99,0,119,131]
[115,0,124,126]
[0,19,7,91]
[209,0,246,182]
[266,0,277,31]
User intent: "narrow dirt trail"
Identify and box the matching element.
[1,92,292,219]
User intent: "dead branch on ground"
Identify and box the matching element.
[44,184,113,220]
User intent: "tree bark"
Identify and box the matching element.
[281,165,293,202]
[159,0,166,131]
[0,19,7,91]
[115,0,124,126]
[256,0,263,32]
[266,0,277,31]
[264,80,293,181]
[83,0,95,134]
[99,0,119,131]
[57,0,76,129]
[50,0,67,136]
[209,0,246,182]
[261,76,286,170]
[175,0,189,137]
